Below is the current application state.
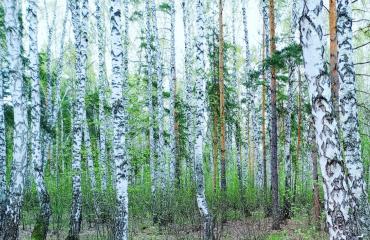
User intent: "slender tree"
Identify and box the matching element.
[337,0,370,235]
[67,0,89,238]
[28,0,52,238]
[169,0,177,188]
[300,0,356,238]
[194,0,213,238]
[95,0,108,191]
[110,0,129,238]
[218,0,226,192]
[1,0,28,238]
[0,11,6,218]
[268,0,279,230]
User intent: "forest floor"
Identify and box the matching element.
[19,210,328,239]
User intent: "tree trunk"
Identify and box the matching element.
[150,0,166,192]
[110,0,129,239]
[145,0,157,224]
[218,0,226,193]
[212,112,219,192]
[169,0,177,189]
[195,0,213,238]
[28,1,52,239]
[1,0,28,238]
[268,0,280,230]
[309,117,321,231]
[95,0,108,192]
[67,0,89,238]
[300,1,356,238]
[181,0,195,184]
[330,0,340,123]
[337,0,370,236]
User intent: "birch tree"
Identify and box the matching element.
[67,0,89,238]
[168,0,177,189]
[95,0,108,191]
[1,0,28,238]
[194,0,213,238]
[27,0,51,238]
[300,0,357,238]
[150,0,165,191]
[110,0,129,238]
[0,9,6,216]
[337,0,370,235]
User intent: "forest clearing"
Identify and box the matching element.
[0,0,369,239]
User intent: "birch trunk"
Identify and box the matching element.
[169,0,177,189]
[195,0,213,238]
[150,0,165,191]
[300,0,356,238]
[1,0,28,238]
[110,0,129,238]
[67,0,89,238]
[83,117,100,216]
[95,0,108,192]
[0,20,6,215]
[145,0,157,223]
[337,0,370,235]
[28,1,52,238]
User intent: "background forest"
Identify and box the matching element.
[0,0,369,239]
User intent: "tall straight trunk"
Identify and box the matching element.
[169,0,177,188]
[95,0,108,192]
[330,0,340,122]
[28,1,52,239]
[67,0,89,238]
[212,112,219,192]
[83,116,100,217]
[337,0,370,235]
[150,0,165,191]
[195,0,213,238]
[0,21,6,216]
[262,0,270,202]
[218,0,226,192]
[283,72,293,220]
[110,0,129,239]
[309,117,321,231]
[261,19,267,203]
[52,2,68,127]
[145,0,157,222]
[181,0,195,183]
[300,1,356,238]
[1,0,28,238]
[268,0,279,230]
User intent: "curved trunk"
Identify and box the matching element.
[300,1,356,238]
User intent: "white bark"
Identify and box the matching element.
[2,0,28,238]
[83,115,100,216]
[195,0,213,238]
[182,0,195,182]
[0,22,6,211]
[337,0,370,236]
[110,0,129,239]
[144,0,157,207]
[68,0,88,237]
[300,0,357,238]
[168,0,177,189]
[95,0,108,192]
[150,0,166,191]
[28,0,51,237]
